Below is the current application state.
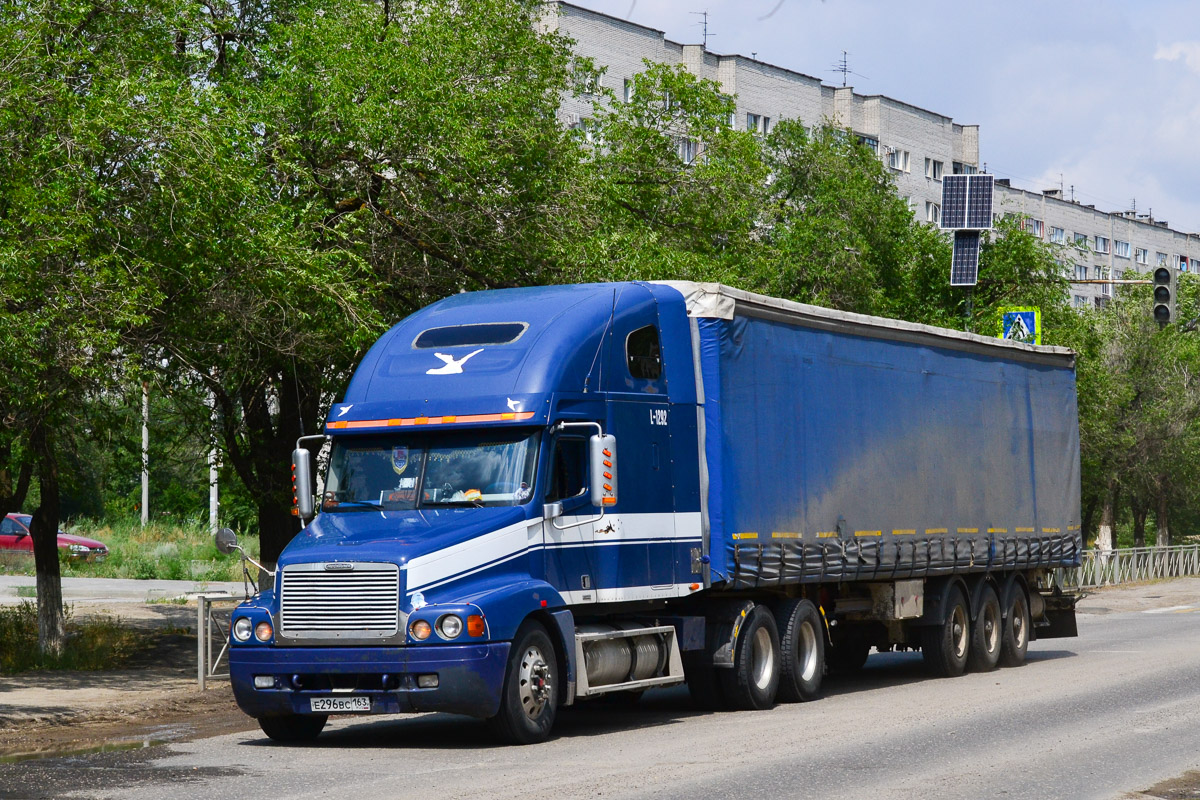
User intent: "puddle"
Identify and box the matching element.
[0,723,194,764]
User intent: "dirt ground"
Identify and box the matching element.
[2,577,1199,764]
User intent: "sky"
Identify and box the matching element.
[564,0,1200,232]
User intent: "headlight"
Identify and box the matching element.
[69,544,89,553]
[254,621,273,642]
[233,617,253,642]
[436,614,463,639]
[410,619,432,640]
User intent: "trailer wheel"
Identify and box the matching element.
[774,598,824,702]
[999,583,1031,667]
[967,584,1002,672]
[258,713,327,742]
[487,621,558,745]
[922,585,969,677]
[719,605,780,710]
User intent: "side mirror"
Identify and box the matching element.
[292,447,314,520]
[589,434,617,507]
[543,502,563,520]
[215,527,239,555]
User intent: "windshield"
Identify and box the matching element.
[322,429,540,512]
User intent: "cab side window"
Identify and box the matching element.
[546,438,587,503]
[626,325,662,381]
[0,517,18,535]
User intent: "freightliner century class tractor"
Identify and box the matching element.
[217,281,1081,744]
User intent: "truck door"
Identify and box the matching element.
[542,432,598,604]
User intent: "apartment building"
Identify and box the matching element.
[544,2,1198,309]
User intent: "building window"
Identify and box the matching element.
[570,115,597,143]
[1050,227,1066,245]
[1024,219,1044,238]
[581,71,603,96]
[746,113,770,135]
[1074,295,1089,309]
[1075,264,1088,281]
[1157,252,1169,266]
[887,148,910,172]
[623,78,634,103]
[1114,240,1131,259]
[1095,296,1108,309]
[1181,255,1191,273]
[926,202,940,224]
[677,137,698,164]
[856,134,878,153]
[952,161,978,175]
[1093,235,1110,254]
[925,159,944,180]
[1073,233,1089,250]
[1101,268,1111,296]
[1135,247,1149,264]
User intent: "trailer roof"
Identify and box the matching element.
[655,281,1075,368]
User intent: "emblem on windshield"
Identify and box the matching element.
[391,446,409,475]
[426,349,483,375]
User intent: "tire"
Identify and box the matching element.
[922,585,969,677]
[999,582,1031,667]
[774,598,825,702]
[967,584,1002,673]
[683,650,727,710]
[718,605,781,710]
[487,621,559,745]
[826,632,870,676]
[258,713,327,742]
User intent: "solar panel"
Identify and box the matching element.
[941,175,968,229]
[950,230,981,286]
[965,174,994,229]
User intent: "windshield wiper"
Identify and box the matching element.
[427,500,485,508]
[333,500,384,510]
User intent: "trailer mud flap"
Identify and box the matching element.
[1034,593,1078,640]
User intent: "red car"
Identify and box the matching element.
[0,513,109,562]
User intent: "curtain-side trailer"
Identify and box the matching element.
[220,281,1081,744]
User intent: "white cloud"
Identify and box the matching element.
[1154,41,1200,74]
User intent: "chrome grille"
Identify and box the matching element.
[280,562,399,640]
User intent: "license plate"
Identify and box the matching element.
[310,696,371,713]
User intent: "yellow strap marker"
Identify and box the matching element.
[816,531,838,539]
[855,530,882,537]
[892,529,916,535]
[772,532,802,539]
[732,532,759,541]
[1016,527,1035,533]
[988,528,1008,534]
[925,528,948,535]
[958,527,979,534]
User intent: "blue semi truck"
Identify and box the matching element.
[219,281,1081,744]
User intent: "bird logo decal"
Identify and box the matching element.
[426,349,483,375]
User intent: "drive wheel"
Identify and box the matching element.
[922,585,969,677]
[774,598,825,702]
[999,583,1031,667]
[968,584,1002,672]
[258,713,327,742]
[487,621,558,745]
[719,605,780,710]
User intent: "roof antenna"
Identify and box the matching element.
[690,10,713,50]
[583,287,622,394]
[828,51,866,87]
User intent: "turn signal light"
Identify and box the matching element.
[255,621,273,642]
[410,619,432,640]
[467,615,486,637]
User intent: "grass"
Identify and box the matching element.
[0,602,153,674]
[0,518,259,582]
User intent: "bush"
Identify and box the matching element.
[0,602,151,673]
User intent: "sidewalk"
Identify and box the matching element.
[0,575,248,605]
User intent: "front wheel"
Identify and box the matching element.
[258,713,327,742]
[487,621,559,745]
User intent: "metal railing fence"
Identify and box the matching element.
[1057,544,1200,589]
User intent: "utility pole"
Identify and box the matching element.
[141,381,149,527]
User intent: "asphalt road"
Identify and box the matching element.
[6,598,1200,800]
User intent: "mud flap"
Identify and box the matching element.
[1033,592,1078,640]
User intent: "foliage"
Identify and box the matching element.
[0,602,151,674]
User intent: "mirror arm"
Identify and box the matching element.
[230,543,275,579]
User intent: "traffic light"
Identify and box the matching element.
[1153,266,1175,327]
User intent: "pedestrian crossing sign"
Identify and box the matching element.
[1000,307,1040,345]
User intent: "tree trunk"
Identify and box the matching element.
[1155,483,1170,548]
[1132,498,1148,549]
[1081,496,1097,547]
[29,423,66,659]
[1096,479,1117,552]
